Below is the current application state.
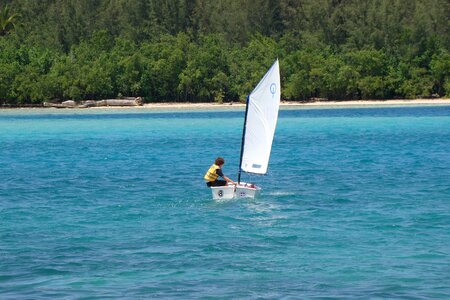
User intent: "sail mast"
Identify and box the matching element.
[237,95,250,184]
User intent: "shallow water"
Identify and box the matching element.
[1,106,449,298]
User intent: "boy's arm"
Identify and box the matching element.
[222,175,235,185]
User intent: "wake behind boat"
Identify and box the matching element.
[210,59,281,200]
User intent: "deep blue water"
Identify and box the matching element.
[1,106,449,299]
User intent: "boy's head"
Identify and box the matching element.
[215,157,225,166]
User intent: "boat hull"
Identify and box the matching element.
[235,184,260,198]
[210,183,260,200]
[211,186,235,200]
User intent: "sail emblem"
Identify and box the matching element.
[270,83,277,97]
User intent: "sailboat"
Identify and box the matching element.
[211,59,281,200]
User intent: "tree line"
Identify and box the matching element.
[0,0,449,105]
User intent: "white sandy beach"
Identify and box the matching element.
[138,98,450,109]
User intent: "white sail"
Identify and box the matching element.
[240,59,280,175]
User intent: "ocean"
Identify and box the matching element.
[1,105,449,298]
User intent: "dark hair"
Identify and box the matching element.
[215,157,225,166]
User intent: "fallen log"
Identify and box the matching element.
[62,100,76,107]
[80,100,97,107]
[102,98,143,106]
[45,97,143,108]
[43,102,66,108]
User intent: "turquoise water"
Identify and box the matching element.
[1,106,449,298]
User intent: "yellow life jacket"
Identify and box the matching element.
[204,164,220,182]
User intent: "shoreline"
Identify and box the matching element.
[1,98,450,110]
[140,99,450,109]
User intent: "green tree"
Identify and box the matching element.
[284,50,326,100]
[139,33,190,101]
[430,50,450,96]
[178,34,230,102]
[344,50,390,99]
[228,34,279,101]
[0,4,19,36]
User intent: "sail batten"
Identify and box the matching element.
[239,59,280,175]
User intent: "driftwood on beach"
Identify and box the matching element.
[43,97,143,108]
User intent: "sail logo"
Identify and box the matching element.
[270,83,277,98]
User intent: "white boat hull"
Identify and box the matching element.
[210,183,260,200]
[235,183,260,198]
[211,186,235,200]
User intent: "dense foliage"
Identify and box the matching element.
[0,0,449,105]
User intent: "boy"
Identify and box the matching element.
[204,157,235,187]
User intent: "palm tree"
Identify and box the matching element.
[0,4,20,36]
